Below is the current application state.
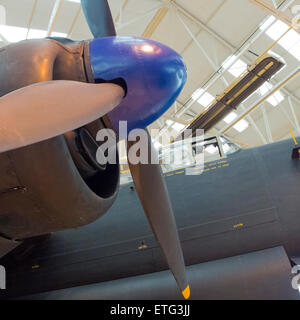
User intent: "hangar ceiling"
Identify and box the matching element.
[0,0,299,149]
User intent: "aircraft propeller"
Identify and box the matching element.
[0,0,189,299]
[0,81,124,153]
[81,0,190,299]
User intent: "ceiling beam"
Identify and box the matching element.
[115,0,129,24]
[67,5,81,37]
[26,0,39,39]
[47,0,64,37]
[172,1,233,51]
[248,0,297,27]
[142,6,169,38]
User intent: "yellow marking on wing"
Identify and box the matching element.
[233,223,244,229]
[138,244,148,250]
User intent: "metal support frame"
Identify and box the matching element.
[288,96,300,135]
[26,0,39,39]
[67,5,82,38]
[262,103,273,143]
[248,0,297,27]
[116,4,163,32]
[157,8,267,144]
[142,6,169,38]
[115,0,129,25]
[155,0,300,146]
[46,0,64,37]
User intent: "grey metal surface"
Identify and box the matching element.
[0,236,21,259]
[0,39,120,240]
[1,137,300,299]
[23,246,299,300]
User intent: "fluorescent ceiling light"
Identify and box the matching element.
[67,0,80,2]
[51,32,68,37]
[223,112,238,124]
[233,119,249,132]
[259,16,276,31]
[222,55,247,77]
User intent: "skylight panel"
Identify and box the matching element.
[263,18,300,61]
[191,88,204,101]
[166,120,185,132]
[191,88,214,108]
[0,25,27,42]
[265,20,289,40]
[278,29,300,51]
[228,59,247,77]
[27,29,46,39]
[222,55,247,77]
[233,119,249,132]
[259,82,272,95]
[197,92,215,107]
[258,82,284,106]
[289,42,300,60]
[223,112,238,124]
[259,16,276,31]
[172,122,185,132]
[266,90,284,106]
[51,32,68,37]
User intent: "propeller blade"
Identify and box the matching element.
[0,81,124,153]
[127,130,190,299]
[81,0,116,38]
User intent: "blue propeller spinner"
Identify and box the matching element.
[89,36,187,134]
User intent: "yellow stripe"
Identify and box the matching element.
[182,285,190,300]
[290,128,298,145]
